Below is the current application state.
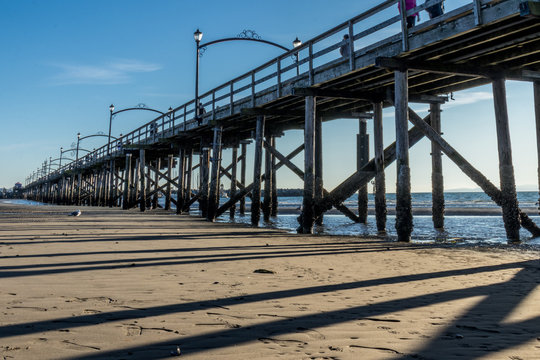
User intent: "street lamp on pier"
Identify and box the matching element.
[194,29,301,124]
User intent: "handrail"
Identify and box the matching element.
[29,0,507,186]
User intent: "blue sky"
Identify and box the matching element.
[1,0,538,193]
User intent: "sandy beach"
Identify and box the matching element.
[0,202,539,360]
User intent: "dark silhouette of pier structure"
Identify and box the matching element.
[23,0,540,242]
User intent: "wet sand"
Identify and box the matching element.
[0,203,539,359]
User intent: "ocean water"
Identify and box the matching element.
[200,191,540,247]
[6,192,540,248]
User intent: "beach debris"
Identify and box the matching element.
[69,209,82,217]
[253,268,275,274]
[170,345,181,356]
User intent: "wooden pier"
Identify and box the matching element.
[24,0,540,242]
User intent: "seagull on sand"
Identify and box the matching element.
[69,209,82,217]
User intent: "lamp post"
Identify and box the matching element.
[194,29,203,122]
[107,104,165,150]
[293,37,302,76]
[107,104,115,155]
[194,29,301,122]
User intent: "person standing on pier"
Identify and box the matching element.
[426,0,444,19]
[398,0,420,28]
[339,34,350,58]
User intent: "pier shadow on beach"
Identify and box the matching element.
[0,256,538,359]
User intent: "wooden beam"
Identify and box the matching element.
[313,113,432,221]
[376,57,540,81]
[216,144,304,218]
[293,87,382,102]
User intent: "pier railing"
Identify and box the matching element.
[33,0,508,184]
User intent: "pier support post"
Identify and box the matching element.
[300,96,316,234]
[492,78,520,241]
[315,116,324,226]
[176,148,185,214]
[146,161,152,209]
[132,158,140,208]
[152,158,161,209]
[263,135,273,222]
[208,126,223,221]
[534,81,540,214]
[251,115,265,226]
[109,160,115,207]
[122,154,132,210]
[230,145,238,219]
[394,70,413,242]
[357,119,369,223]
[430,103,445,229]
[240,142,247,215]
[271,137,278,217]
[183,147,193,213]
[77,172,82,206]
[373,101,387,233]
[200,146,210,218]
[165,154,173,210]
[139,149,146,212]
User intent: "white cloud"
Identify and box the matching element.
[49,59,161,85]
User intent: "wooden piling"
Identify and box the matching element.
[108,160,115,207]
[492,78,520,241]
[139,149,146,212]
[301,96,316,234]
[152,158,161,209]
[230,146,238,219]
[208,126,223,221]
[165,154,173,210]
[251,115,265,226]
[373,101,387,233]
[176,148,185,214]
[394,70,413,242]
[430,103,445,229]
[200,147,210,218]
[271,137,278,217]
[122,153,132,210]
[314,116,324,226]
[183,148,193,213]
[77,172,82,206]
[263,135,273,222]
[240,142,247,215]
[146,160,152,209]
[357,119,369,223]
[535,81,540,214]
